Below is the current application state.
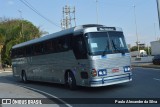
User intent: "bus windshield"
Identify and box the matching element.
[86,31,129,55]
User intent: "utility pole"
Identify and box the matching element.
[156,0,160,40]
[133,4,140,57]
[157,0,160,30]
[96,0,99,24]
[154,23,157,40]
[61,5,76,29]
[18,10,24,41]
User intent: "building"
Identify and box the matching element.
[139,43,145,48]
[150,40,160,55]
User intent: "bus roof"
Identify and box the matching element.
[12,24,121,49]
[12,24,105,49]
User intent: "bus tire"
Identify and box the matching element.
[21,71,28,83]
[66,71,77,90]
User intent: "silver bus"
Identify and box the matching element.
[11,24,132,89]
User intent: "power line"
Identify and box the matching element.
[19,0,61,28]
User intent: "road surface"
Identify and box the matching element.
[0,67,160,107]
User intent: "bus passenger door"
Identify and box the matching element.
[72,35,88,81]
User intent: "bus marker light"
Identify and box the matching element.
[91,69,97,77]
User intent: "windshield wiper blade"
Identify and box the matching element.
[111,40,123,53]
[102,46,107,56]
[102,43,110,56]
[112,40,118,50]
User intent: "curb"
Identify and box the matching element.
[0,70,12,73]
[132,65,160,69]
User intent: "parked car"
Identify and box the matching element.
[152,55,160,65]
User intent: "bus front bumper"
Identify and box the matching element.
[89,73,132,87]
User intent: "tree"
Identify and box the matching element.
[0,18,46,66]
[130,46,151,55]
[130,46,138,52]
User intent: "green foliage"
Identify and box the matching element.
[130,46,138,52]
[130,46,151,55]
[0,18,45,65]
[144,47,151,55]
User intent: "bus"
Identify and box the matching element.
[11,24,132,89]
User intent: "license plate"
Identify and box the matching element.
[112,68,119,73]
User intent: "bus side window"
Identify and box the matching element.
[14,49,18,58]
[78,41,85,53]
[52,39,58,53]
[65,36,71,50]
[61,36,70,51]
[26,46,33,56]
[72,35,87,59]
[57,38,63,51]
[11,49,15,58]
[56,36,70,52]
[44,40,53,54]
[18,48,25,57]
[34,43,43,55]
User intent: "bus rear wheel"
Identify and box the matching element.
[21,71,28,83]
[66,72,77,90]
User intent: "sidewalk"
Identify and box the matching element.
[0,83,59,107]
[0,68,12,73]
[131,56,160,69]
[132,62,160,69]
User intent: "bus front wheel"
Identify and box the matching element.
[21,71,28,83]
[66,71,77,90]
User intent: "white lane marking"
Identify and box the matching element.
[17,85,72,107]
[153,78,160,81]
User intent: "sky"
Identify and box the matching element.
[0,0,160,46]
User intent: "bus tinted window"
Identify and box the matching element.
[72,35,87,59]
[11,49,16,58]
[53,36,71,53]
[18,48,24,57]
[44,40,53,53]
[59,37,70,51]
[26,46,32,56]
[34,43,43,55]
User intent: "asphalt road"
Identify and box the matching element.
[0,67,160,107]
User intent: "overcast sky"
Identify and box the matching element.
[0,0,159,46]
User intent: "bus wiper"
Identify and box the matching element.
[112,40,122,53]
[102,43,109,56]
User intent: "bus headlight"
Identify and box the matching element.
[124,66,131,72]
[103,71,107,75]
[128,67,131,71]
[98,69,107,76]
[99,71,103,75]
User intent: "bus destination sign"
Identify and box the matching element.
[97,27,116,31]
